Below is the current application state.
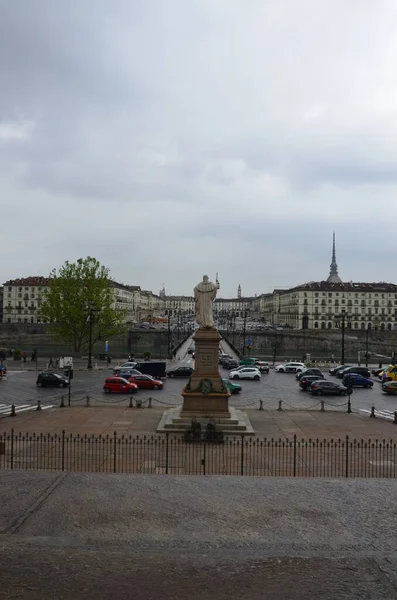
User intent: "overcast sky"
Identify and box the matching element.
[1,0,397,297]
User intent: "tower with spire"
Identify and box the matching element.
[237,284,241,299]
[326,232,342,283]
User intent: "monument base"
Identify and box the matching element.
[156,405,254,436]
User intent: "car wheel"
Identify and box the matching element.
[169,373,175,378]
[104,388,111,393]
[254,375,260,381]
[278,369,284,373]
[153,385,159,390]
[316,390,322,396]
[233,375,240,380]
[37,381,43,387]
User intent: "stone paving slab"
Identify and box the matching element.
[2,473,397,598]
[2,405,397,441]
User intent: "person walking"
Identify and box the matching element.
[22,351,27,363]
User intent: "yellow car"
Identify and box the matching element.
[380,365,397,382]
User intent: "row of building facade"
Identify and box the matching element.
[1,237,396,331]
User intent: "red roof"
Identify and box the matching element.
[4,276,51,286]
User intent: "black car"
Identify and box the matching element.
[219,355,232,366]
[296,368,324,381]
[166,366,194,378]
[37,372,69,388]
[372,368,383,378]
[187,347,195,355]
[329,365,350,376]
[310,380,347,396]
[299,375,325,390]
[223,359,239,370]
[336,366,370,379]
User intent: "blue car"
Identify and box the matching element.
[342,373,373,388]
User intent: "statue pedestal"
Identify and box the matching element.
[156,326,255,436]
[181,327,230,418]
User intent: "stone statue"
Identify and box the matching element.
[194,274,220,328]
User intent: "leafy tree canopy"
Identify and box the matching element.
[40,257,127,352]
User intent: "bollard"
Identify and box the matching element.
[370,406,376,418]
[148,397,152,408]
[136,399,142,408]
[320,400,325,412]
[85,395,90,407]
[60,396,65,408]
[347,397,352,414]
[129,397,134,408]
[10,404,16,417]
[94,362,98,370]
[394,412,397,425]
[36,400,42,411]
[259,399,264,411]
[278,400,283,411]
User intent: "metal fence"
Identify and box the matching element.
[1,431,397,477]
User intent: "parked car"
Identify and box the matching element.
[310,380,347,396]
[381,381,397,395]
[37,372,69,388]
[128,374,163,389]
[256,361,270,373]
[239,358,259,366]
[222,359,239,370]
[229,367,261,381]
[379,366,397,382]
[103,377,138,394]
[342,373,373,388]
[187,347,195,355]
[329,365,350,376]
[222,378,242,394]
[130,361,166,378]
[296,368,324,381]
[219,354,232,366]
[299,375,325,390]
[336,366,371,379]
[372,368,384,378]
[166,366,194,378]
[113,361,137,373]
[275,362,306,373]
[117,369,142,380]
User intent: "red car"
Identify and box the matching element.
[103,377,138,394]
[128,374,163,390]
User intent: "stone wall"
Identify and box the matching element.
[223,329,397,362]
[0,324,185,358]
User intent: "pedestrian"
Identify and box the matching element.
[55,358,59,368]
[379,361,383,370]
[22,351,27,363]
[49,356,54,368]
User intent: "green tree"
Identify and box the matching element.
[39,257,127,352]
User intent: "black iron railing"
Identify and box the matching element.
[0,431,397,478]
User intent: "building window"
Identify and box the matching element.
[361,323,365,330]
[328,322,332,329]
[321,322,325,329]
[354,322,358,329]
[314,321,319,328]
[387,323,392,330]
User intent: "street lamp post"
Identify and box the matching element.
[242,309,249,356]
[365,325,370,368]
[335,309,349,365]
[167,311,171,357]
[87,302,95,370]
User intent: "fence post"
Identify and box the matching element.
[60,396,65,408]
[320,401,325,412]
[165,433,169,475]
[148,397,152,408]
[61,429,65,471]
[293,434,297,477]
[240,435,244,476]
[370,406,376,418]
[129,397,133,408]
[345,435,349,478]
[10,429,14,470]
[85,395,90,407]
[394,412,397,425]
[10,404,16,417]
[277,400,283,411]
[259,399,263,411]
[113,431,117,473]
[36,400,42,411]
[347,396,352,414]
